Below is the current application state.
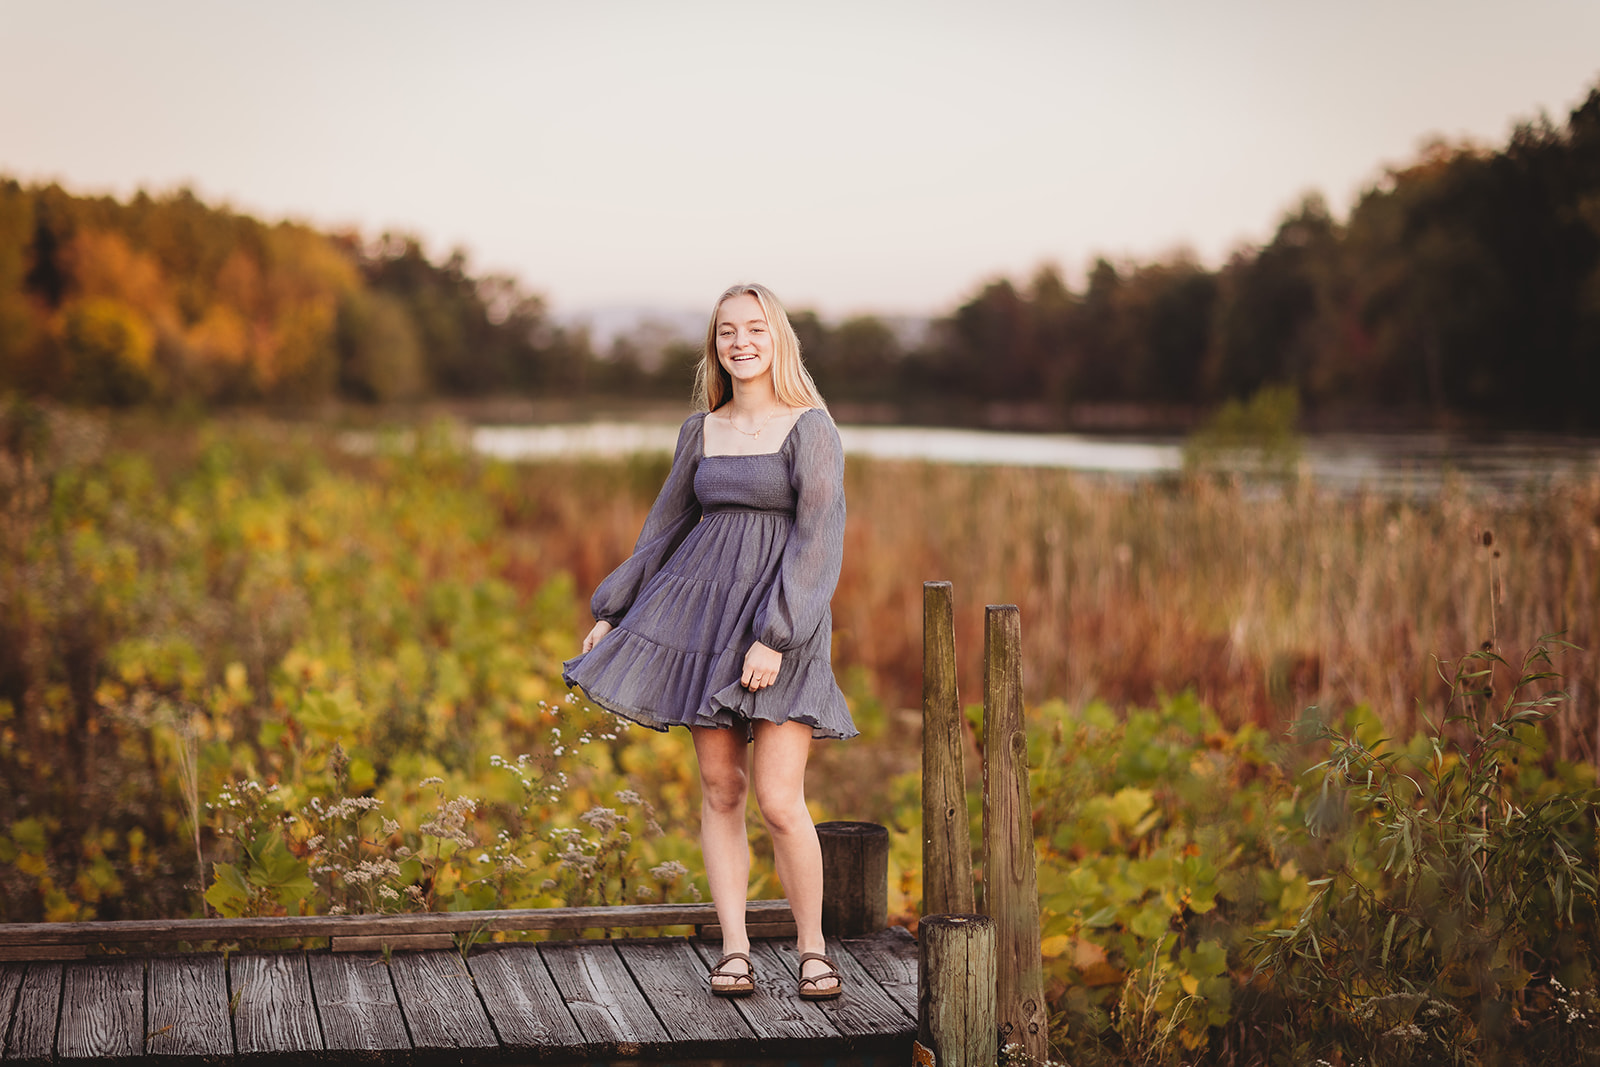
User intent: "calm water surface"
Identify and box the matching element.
[467,423,1600,495]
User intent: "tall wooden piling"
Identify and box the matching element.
[917,913,997,1067]
[923,580,975,916]
[982,605,1047,1064]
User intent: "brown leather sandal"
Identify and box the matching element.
[797,951,843,1000]
[707,951,756,998]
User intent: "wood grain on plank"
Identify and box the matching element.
[466,945,584,1052]
[843,927,919,1017]
[56,959,144,1060]
[769,937,918,1038]
[689,939,840,1045]
[6,961,63,1062]
[539,940,668,1055]
[616,939,754,1050]
[0,965,25,1061]
[387,950,497,1051]
[231,953,322,1056]
[146,955,232,1059]
[0,965,22,1024]
[307,952,410,1052]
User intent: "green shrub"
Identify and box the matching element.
[1260,639,1600,1064]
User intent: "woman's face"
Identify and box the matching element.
[715,293,774,386]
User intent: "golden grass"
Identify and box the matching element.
[503,455,1600,763]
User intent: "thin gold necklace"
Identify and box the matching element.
[729,408,779,439]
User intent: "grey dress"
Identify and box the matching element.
[562,408,856,740]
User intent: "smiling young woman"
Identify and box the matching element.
[563,282,852,1001]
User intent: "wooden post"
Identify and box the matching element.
[982,605,1047,1064]
[923,580,975,917]
[917,914,997,1067]
[817,821,889,936]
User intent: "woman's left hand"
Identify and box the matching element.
[742,641,783,691]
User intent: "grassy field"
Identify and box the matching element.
[2,405,1597,1064]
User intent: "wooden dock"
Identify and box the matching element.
[0,929,917,1065]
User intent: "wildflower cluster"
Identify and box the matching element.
[544,788,668,908]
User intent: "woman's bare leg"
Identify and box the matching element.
[691,725,752,990]
[751,719,839,994]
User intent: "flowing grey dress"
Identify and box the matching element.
[562,408,856,740]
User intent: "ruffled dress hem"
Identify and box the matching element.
[562,634,858,741]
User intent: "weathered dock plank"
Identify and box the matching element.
[230,953,322,1057]
[0,965,27,1062]
[465,944,585,1055]
[387,950,498,1053]
[57,959,143,1061]
[842,927,919,1015]
[539,940,669,1057]
[306,952,409,1053]
[146,955,231,1061]
[770,937,917,1043]
[6,961,62,1062]
[615,938,756,1055]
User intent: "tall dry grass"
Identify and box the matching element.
[508,455,1600,761]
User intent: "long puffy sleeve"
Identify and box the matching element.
[590,414,704,625]
[753,410,846,653]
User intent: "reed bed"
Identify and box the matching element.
[517,453,1600,759]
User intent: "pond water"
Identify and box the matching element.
[467,422,1600,495]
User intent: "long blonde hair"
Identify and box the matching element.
[693,282,829,413]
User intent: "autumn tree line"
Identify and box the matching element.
[2,80,1598,428]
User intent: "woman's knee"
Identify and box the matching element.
[700,766,749,814]
[755,787,811,836]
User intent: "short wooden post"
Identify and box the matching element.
[817,821,889,936]
[917,914,997,1067]
[982,605,1047,1064]
[923,580,975,916]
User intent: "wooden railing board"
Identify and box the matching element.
[0,899,794,949]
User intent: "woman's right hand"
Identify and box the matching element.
[581,620,614,653]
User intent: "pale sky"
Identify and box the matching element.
[2,0,1597,318]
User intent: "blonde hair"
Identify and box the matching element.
[693,282,829,413]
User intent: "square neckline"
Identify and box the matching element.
[699,407,814,459]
